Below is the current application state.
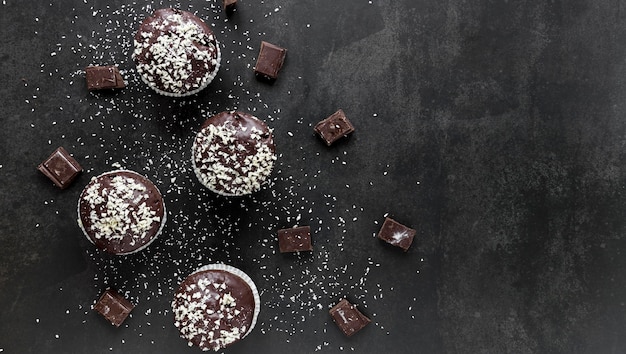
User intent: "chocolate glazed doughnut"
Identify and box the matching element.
[133,8,221,97]
[172,265,260,351]
[192,111,277,196]
[77,170,166,255]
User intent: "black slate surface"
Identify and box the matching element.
[1,0,626,353]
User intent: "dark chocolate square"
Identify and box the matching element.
[254,41,287,81]
[314,109,355,146]
[278,226,312,253]
[93,288,134,327]
[377,217,416,252]
[329,299,371,337]
[37,147,82,189]
[223,0,237,13]
[85,65,125,91]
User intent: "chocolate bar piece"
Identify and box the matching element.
[223,0,237,13]
[254,41,287,81]
[377,217,416,252]
[37,147,82,189]
[278,226,312,253]
[329,299,370,337]
[93,288,134,327]
[314,109,355,146]
[85,65,125,91]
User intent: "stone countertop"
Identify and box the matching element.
[1,1,625,353]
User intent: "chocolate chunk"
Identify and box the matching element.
[37,147,82,189]
[314,109,355,146]
[223,0,237,13]
[278,226,312,253]
[93,288,134,327]
[329,299,370,337]
[85,65,125,91]
[254,41,287,81]
[377,217,416,252]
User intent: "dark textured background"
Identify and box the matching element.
[2,0,626,353]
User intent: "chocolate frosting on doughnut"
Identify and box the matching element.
[172,269,256,351]
[192,111,276,196]
[133,8,219,95]
[77,170,165,255]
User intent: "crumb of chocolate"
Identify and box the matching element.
[85,65,125,91]
[278,226,313,253]
[224,0,237,13]
[37,146,82,189]
[377,217,416,252]
[314,110,355,146]
[93,288,135,327]
[329,299,370,337]
[254,41,287,81]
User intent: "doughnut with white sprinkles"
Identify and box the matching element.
[77,170,166,255]
[133,8,221,97]
[192,111,277,196]
[172,265,260,351]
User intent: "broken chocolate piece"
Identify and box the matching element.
[223,0,237,13]
[278,226,312,253]
[93,288,134,327]
[377,217,416,252]
[314,109,355,146]
[37,147,82,189]
[254,41,287,81]
[329,299,371,337]
[85,65,125,91]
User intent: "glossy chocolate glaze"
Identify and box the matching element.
[77,170,165,255]
[133,8,219,95]
[192,111,276,196]
[172,269,256,351]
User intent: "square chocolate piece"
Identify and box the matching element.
[314,109,355,146]
[254,41,287,81]
[278,226,312,253]
[329,299,371,337]
[377,217,416,252]
[85,65,125,91]
[37,147,82,189]
[93,288,134,327]
[223,0,237,13]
